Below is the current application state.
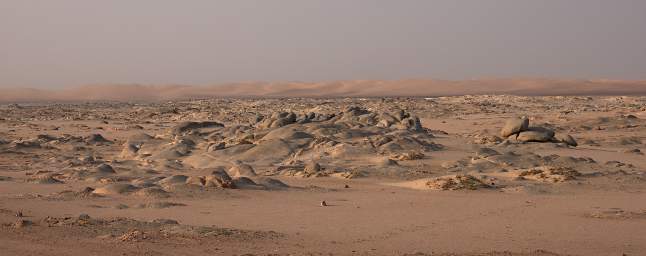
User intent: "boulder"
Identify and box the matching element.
[304,162,322,174]
[205,168,234,188]
[376,157,399,167]
[120,143,140,158]
[85,134,111,144]
[556,134,578,147]
[500,117,529,137]
[475,147,500,158]
[170,121,223,135]
[206,142,226,152]
[185,176,206,186]
[228,162,257,177]
[371,136,393,147]
[399,117,423,132]
[516,127,555,142]
[395,109,410,121]
[95,164,116,174]
[344,106,370,116]
[232,177,262,189]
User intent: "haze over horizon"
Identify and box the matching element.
[2,0,646,89]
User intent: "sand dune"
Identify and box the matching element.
[2,79,646,102]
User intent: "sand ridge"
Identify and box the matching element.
[2,78,646,102]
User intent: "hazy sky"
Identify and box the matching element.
[2,0,646,88]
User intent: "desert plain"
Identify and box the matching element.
[1,93,645,255]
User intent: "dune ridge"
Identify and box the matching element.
[2,78,646,102]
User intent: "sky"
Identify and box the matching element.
[1,0,646,88]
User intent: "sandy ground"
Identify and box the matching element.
[1,95,645,255]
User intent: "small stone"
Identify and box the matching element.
[79,187,95,194]
[152,218,179,225]
[556,134,578,147]
[14,219,32,228]
[207,142,226,152]
[114,204,129,209]
[304,162,322,174]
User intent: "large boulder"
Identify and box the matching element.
[516,127,555,142]
[500,117,529,138]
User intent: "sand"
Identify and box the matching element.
[2,79,646,102]
[1,95,645,255]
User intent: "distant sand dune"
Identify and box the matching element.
[1,79,646,102]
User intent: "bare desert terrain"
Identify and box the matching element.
[1,95,645,255]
